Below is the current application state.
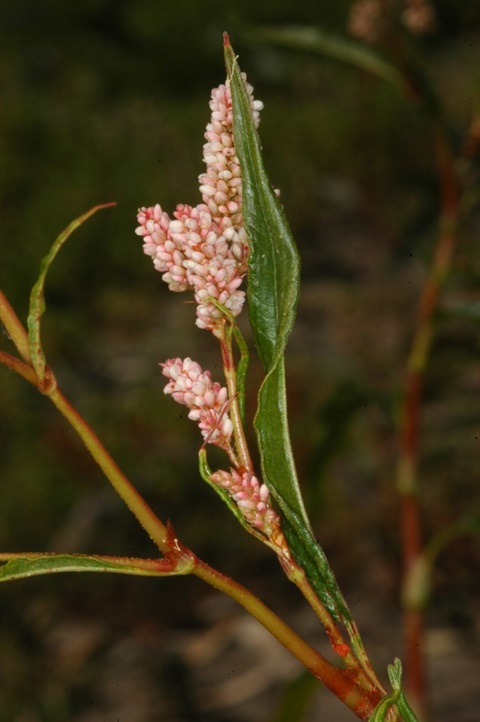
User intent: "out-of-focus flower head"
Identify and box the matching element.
[348,0,435,42]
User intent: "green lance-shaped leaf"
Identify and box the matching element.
[199,450,281,552]
[369,659,420,722]
[28,203,115,382]
[244,25,404,91]
[199,450,248,531]
[245,24,441,117]
[0,552,193,582]
[368,694,399,722]
[224,38,351,623]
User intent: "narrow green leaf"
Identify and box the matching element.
[387,659,420,722]
[396,694,420,722]
[245,25,404,91]
[368,694,398,722]
[369,659,419,722]
[224,40,308,520]
[224,39,352,623]
[28,203,116,381]
[388,658,404,691]
[224,49,299,370]
[198,449,247,530]
[0,552,190,582]
[198,450,280,550]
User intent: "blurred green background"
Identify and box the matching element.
[1,0,479,720]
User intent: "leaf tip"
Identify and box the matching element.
[223,32,237,76]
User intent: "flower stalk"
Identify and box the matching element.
[218,318,254,473]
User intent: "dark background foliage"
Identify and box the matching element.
[0,0,479,720]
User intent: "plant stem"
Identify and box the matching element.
[219,321,254,472]
[397,121,458,717]
[280,548,386,698]
[192,555,387,720]
[0,289,31,364]
[47,385,170,554]
[377,24,460,714]
[0,350,38,385]
[1,286,168,554]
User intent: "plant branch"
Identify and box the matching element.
[394,70,459,722]
[279,548,386,697]
[0,350,38,385]
[219,319,254,473]
[0,288,32,364]
[45,384,170,554]
[192,555,388,720]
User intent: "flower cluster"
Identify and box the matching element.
[348,0,435,42]
[210,468,280,533]
[161,357,233,452]
[136,77,263,337]
[147,77,278,540]
[161,355,280,537]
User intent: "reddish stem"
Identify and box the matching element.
[0,350,38,385]
[0,288,32,364]
[47,384,171,553]
[378,17,461,714]
[192,555,386,719]
[398,124,458,718]
[219,320,254,472]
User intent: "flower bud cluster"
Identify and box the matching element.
[136,78,263,336]
[161,357,233,451]
[210,468,280,533]
[199,79,263,229]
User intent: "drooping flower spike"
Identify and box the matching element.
[209,467,281,536]
[136,77,263,337]
[161,357,234,455]
[162,357,282,541]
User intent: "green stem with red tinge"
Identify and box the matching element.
[192,554,388,720]
[219,319,254,473]
[1,288,396,719]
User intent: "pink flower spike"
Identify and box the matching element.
[136,71,265,335]
[209,468,281,535]
[161,358,233,452]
